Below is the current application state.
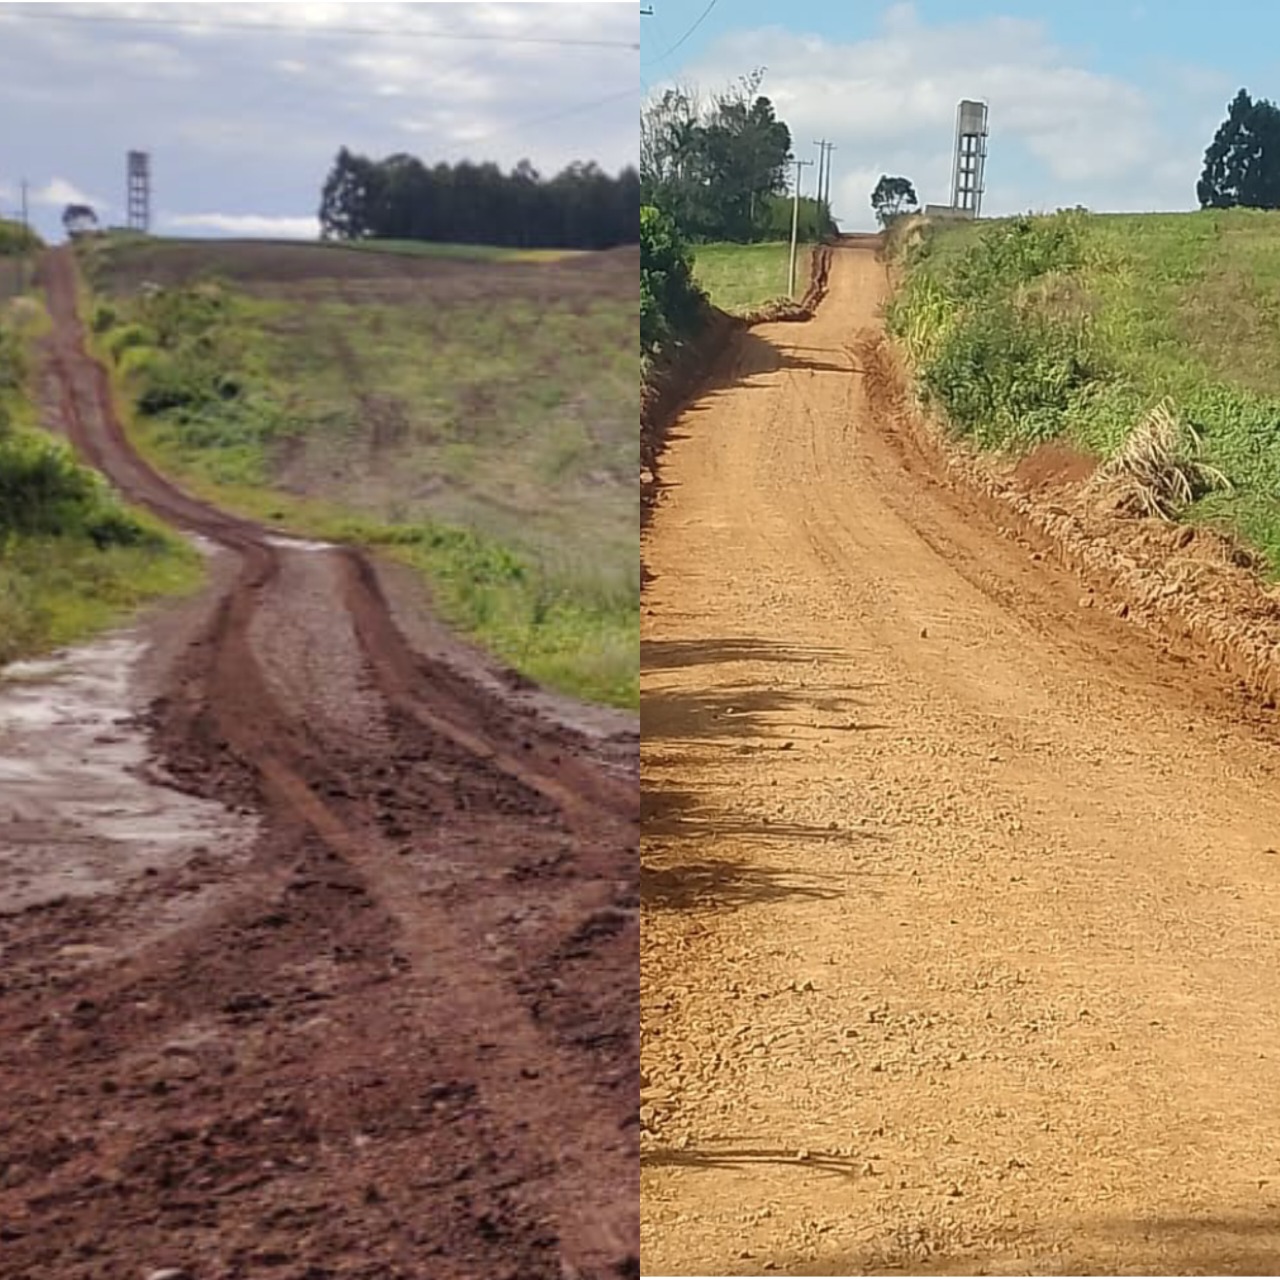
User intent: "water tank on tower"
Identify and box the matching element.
[950,100,988,217]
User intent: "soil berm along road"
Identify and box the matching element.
[642,237,1280,1275]
[0,247,639,1279]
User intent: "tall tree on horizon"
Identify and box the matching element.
[1198,88,1280,210]
[870,175,919,226]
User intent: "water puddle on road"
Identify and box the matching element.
[0,631,257,913]
[262,534,335,552]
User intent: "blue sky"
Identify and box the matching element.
[642,0,1263,229]
[0,2,637,242]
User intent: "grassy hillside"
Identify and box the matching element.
[693,241,813,313]
[887,208,1280,572]
[78,236,637,708]
[0,283,199,667]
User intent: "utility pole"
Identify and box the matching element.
[813,140,836,211]
[788,156,814,298]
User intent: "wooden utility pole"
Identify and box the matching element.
[788,156,814,298]
[813,140,835,210]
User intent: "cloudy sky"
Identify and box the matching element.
[643,0,1261,230]
[0,1,637,241]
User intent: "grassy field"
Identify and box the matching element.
[81,239,637,708]
[692,241,814,313]
[887,208,1280,574]
[0,259,200,668]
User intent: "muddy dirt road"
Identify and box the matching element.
[641,242,1280,1275]
[0,248,638,1280]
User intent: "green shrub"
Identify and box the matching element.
[920,302,1100,448]
[0,431,151,544]
[890,212,1103,450]
[0,325,24,395]
[641,204,705,357]
[104,322,157,365]
[0,219,41,257]
[91,302,118,334]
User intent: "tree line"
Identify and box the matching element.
[318,148,638,249]
[641,70,833,243]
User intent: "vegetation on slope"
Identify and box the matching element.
[0,276,198,666]
[641,205,705,359]
[82,246,637,708]
[886,208,1280,572]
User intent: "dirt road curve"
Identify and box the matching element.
[641,242,1280,1276]
[0,248,638,1279]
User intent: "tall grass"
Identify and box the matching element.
[887,208,1280,572]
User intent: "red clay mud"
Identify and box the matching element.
[0,248,638,1280]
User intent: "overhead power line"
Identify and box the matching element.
[642,0,718,67]
[459,85,639,150]
[5,8,638,50]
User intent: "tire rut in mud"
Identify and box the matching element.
[0,248,638,1279]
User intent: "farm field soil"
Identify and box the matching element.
[0,246,639,1280]
[641,240,1280,1275]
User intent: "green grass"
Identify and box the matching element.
[84,250,638,709]
[0,289,201,668]
[692,241,814,312]
[888,208,1280,575]
[0,532,201,666]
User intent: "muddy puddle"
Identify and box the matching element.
[0,630,255,914]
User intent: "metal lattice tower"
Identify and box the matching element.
[127,150,151,232]
[950,100,988,217]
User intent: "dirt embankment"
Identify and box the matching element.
[0,248,638,1280]
[859,324,1280,714]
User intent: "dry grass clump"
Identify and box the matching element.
[1093,396,1229,520]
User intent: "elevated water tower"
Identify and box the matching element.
[950,100,988,217]
[127,150,151,233]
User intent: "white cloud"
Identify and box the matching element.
[161,212,320,238]
[32,177,105,210]
[659,3,1218,228]
[1,3,636,243]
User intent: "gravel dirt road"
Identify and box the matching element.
[641,240,1280,1275]
[0,248,639,1280]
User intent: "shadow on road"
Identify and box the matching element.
[642,637,847,673]
[643,855,886,912]
[759,1214,1280,1277]
[642,634,891,914]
